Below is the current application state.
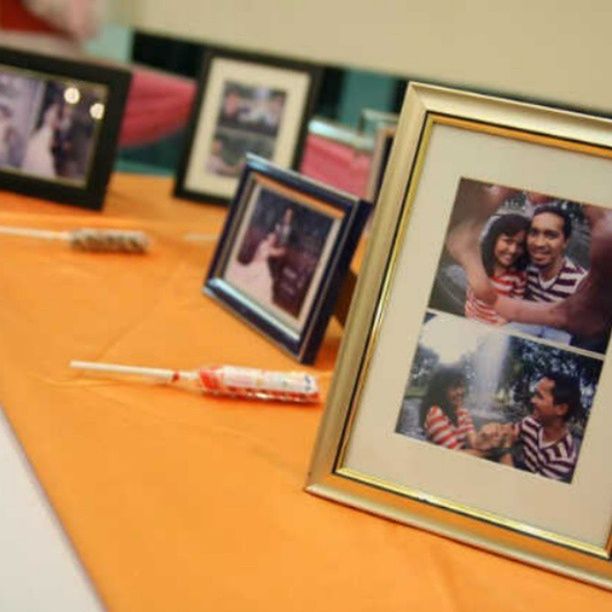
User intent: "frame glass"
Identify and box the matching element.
[205,155,370,363]
[0,45,130,210]
[174,47,321,205]
[307,83,612,588]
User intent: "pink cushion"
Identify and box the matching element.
[300,134,370,198]
[119,67,196,148]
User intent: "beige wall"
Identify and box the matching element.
[110,0,611,114]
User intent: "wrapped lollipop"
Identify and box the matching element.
[0,225,149,253]
[70,360,320,404]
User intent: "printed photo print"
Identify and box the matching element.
[0,65,107,184]
[224,179,339,324]
[396,312,603,483]
[428,177,612,355]
[205,81,287,178]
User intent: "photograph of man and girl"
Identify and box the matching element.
[224,184,334,320]
[429,177,612,356]
[205,81,287,178]
[396,312,603,483]
[0,67,106,184]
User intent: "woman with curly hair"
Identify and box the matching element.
[420,366,478,452]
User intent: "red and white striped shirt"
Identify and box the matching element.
[424,405,475,450]
[465,269,526,325]
[526,257,587,304]
[517,416,577,482]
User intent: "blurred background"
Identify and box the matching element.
[3,1,610,184]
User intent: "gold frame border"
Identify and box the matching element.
[306,82,612,589]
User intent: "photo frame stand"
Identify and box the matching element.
[332,269,358,327]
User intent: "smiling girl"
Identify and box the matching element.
[464,213,530,325]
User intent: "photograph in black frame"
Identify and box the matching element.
[205,155,370,363]
[0,45,130,210]
[174,47,322,206]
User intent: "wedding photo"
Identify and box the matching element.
[395,312,603,483]
[224,181,337,321]
[428,177,612,355]
[0,65,107,184]
[205,81,287,178]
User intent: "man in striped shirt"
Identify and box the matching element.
[526,207,586,301]
[511,205,587,343]
[500,373,580,482]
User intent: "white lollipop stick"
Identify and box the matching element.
[0,226,69,241]
[0,225,149,253]
[182,232,218,243]
[70,360,198,383]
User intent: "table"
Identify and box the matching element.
[0,174,609,611]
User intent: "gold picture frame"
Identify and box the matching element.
[306,83,612,589]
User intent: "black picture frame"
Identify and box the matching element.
[205,155,370,363]
[174,46,322,206]
[0,45,130,210]
[365,124,396,204]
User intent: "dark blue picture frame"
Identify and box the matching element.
[205,155,370,363]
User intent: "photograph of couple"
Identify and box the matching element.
[205,81,287,178]
[396,313,602,483]
[224,184,335,321]
[429,177,612,355]
[0,65,106,184]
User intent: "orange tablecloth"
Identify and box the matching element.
[0,175,608,611]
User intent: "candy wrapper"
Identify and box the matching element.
[70,360,320,404]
